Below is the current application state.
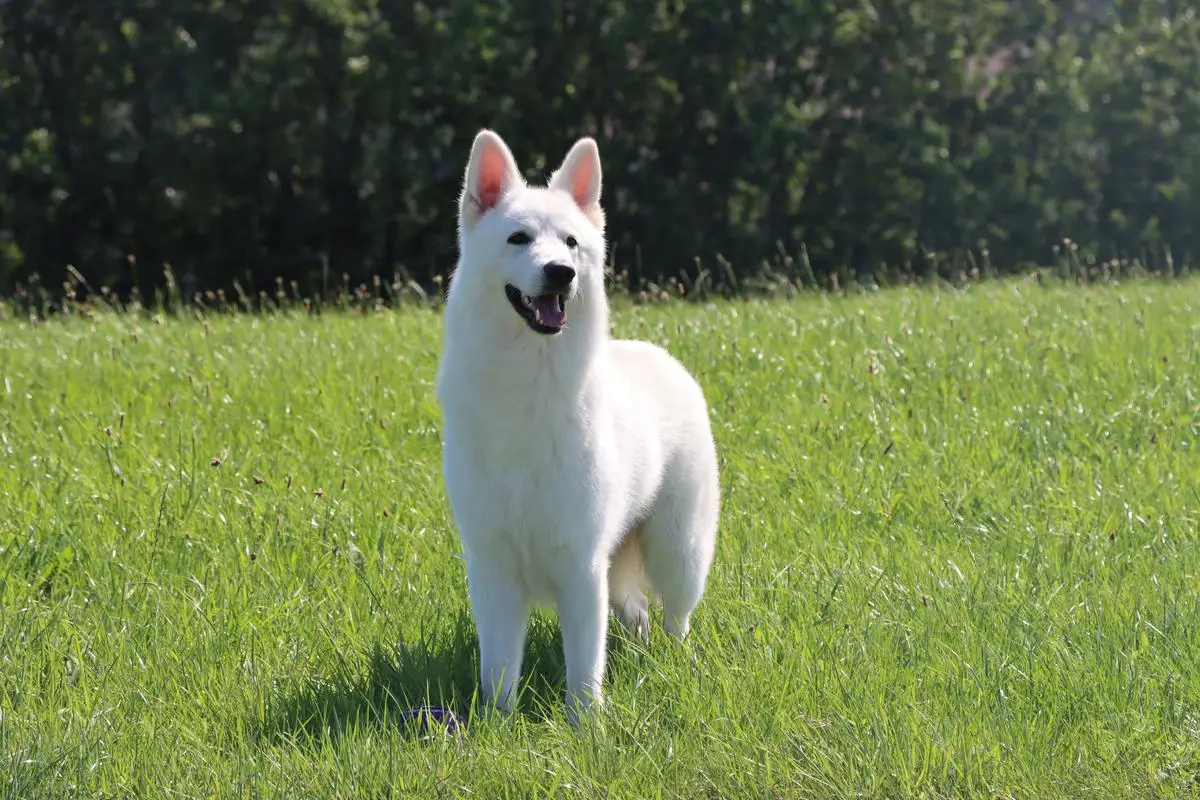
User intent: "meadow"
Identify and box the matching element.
[1,276,1198,798]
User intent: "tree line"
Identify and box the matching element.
[1,0,1197,303]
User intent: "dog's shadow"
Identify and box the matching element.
[260,609,638,745]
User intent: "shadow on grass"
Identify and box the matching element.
[258,609,639,745]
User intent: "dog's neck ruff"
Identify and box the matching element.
[441,282,608,399]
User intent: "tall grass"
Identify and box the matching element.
[1,276,1198,798]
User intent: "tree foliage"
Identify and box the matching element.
[1,0,1197,299]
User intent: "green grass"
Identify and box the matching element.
[2,277,1199,798]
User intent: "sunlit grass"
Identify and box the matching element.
[1,276,1198,798]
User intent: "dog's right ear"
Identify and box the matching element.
[460,130,523,231]
[549,137,604,229]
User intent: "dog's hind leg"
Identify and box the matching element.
[607,529,649,642]
[640,455,719,640]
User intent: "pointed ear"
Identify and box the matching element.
[459,130,523,231]
[549,137,604,227]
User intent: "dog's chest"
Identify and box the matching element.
[451,388,595,482]
[444,397,610,559]
[477,421,593,517]
[438,345,628,565]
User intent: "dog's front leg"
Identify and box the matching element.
[555,562,609,726]
[466,553,530,717]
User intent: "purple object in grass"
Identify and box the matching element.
[399,705,463,737]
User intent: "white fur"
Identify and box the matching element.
[436,130,720,724]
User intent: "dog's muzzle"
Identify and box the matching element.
[506,263,575,335]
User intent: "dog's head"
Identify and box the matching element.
[454,130,606,336]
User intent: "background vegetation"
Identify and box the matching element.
[2,0,1198,303]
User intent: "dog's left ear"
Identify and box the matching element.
[550,138,604,228]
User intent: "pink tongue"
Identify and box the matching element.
[531,295,567,328]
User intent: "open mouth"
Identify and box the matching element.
[505,284,568,335]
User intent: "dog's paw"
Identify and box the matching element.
[565,689,605,731]
[614,593,650,643]
[664,612,690,641]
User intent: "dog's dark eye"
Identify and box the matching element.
[565,235,579,248]
[507,231,532,245]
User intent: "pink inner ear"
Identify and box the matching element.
[473,145,510,214]
[567,158,597,209]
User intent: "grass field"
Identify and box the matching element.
[2,277,1199,798]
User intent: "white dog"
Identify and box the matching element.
[436,130,720,723]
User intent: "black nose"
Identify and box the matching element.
[542,263,576,292]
